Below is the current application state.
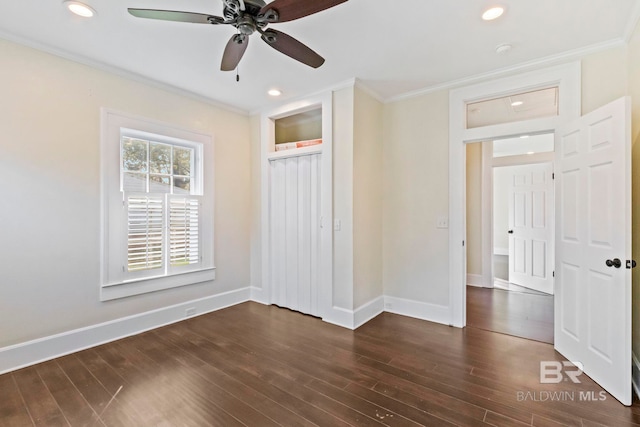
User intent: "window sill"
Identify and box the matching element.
[100,267,216,301]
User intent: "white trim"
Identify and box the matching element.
[387,39,621,104]
[624,2,640,43]
[494,278,511,289]
[259,92,334,319]
[466,274,484,287]
[249,286,270,305]
[322,306,357,330]
[354,297,385,329]
[266,145,323,161]
[633,353,640,399]
[0,287,250,375]
[492,151,555,167]
[354,78,386,104]
[384,296,450,326]
[449,62,581,328]
[481,141,494,288]
[100,109,216,300]
[494,247,509,256]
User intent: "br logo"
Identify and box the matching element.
[540,361,584,384]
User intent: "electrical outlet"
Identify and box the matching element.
[334,219,342,231]
[185,307,196,317]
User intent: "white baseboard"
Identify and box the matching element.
[321,296,385,330]
[1,288,455,375]
[383,296,450,325]
[249,286,269,305]
[0,287,250,375]
[633,352,640,399]
[354,296,384,329]
[322,306,356,330]
[466,274,483,287]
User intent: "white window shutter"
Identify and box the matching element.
[169,197,200,267]
[126,195,164,272]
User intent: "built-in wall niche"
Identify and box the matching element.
[273,107,322,152]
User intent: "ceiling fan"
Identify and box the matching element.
[128,0,348,71]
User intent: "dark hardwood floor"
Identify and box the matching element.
[467,286,554,344]
[2,301,638,426]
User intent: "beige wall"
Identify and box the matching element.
[581,46,628,115]
[353,87,384,308]
[382,90,450,306]
[249,113,262,294]
[332,87,355,310]
[465,143,482,276]
[0,39,251,347]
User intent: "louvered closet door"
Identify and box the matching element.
[269,153,321,316]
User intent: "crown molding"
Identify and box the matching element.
[624,1,640,43]
[385,38,626,104]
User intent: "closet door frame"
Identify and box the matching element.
[257,93,333,319]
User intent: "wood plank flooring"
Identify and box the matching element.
[2,301,638,426]
[467,286,554,344]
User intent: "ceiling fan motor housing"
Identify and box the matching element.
[223,0,265,20]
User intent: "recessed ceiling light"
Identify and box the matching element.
[268,89,282,97]
[63,1,96,18]
[482,6,504,21]
[511,101,524,107]
[527,151,535,155]
[520,135,530,139]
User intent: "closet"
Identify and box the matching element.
[264,104,329,317]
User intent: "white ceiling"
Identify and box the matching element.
[1,0,639,113]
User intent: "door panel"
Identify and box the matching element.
[554,96,631,406]
[507,162,554,294]
[269,153,322,316]
[559,262,579,339]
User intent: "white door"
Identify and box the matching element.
[555,97,631,406]
[269,153,321,316]
[508,163,554,294]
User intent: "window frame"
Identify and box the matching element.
[100,109,215,301]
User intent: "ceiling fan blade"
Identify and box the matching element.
[221,34,250,71]
[128,9,225,25]
[259,0,348,23]
[261,29,325,68]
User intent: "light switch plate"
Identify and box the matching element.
[437,216,449,229]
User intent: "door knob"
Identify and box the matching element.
[606,258,622,268]
[508,230,514,234]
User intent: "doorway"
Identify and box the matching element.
[465,134,555,343]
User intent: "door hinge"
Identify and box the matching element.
[552,271,555,277]
[627,260,637,269]
[552,173,555,180]
[462,240,465,247]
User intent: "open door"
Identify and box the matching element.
[555,97,632,405]
[508,162,555,294]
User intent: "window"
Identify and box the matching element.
[101,110,215,301]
